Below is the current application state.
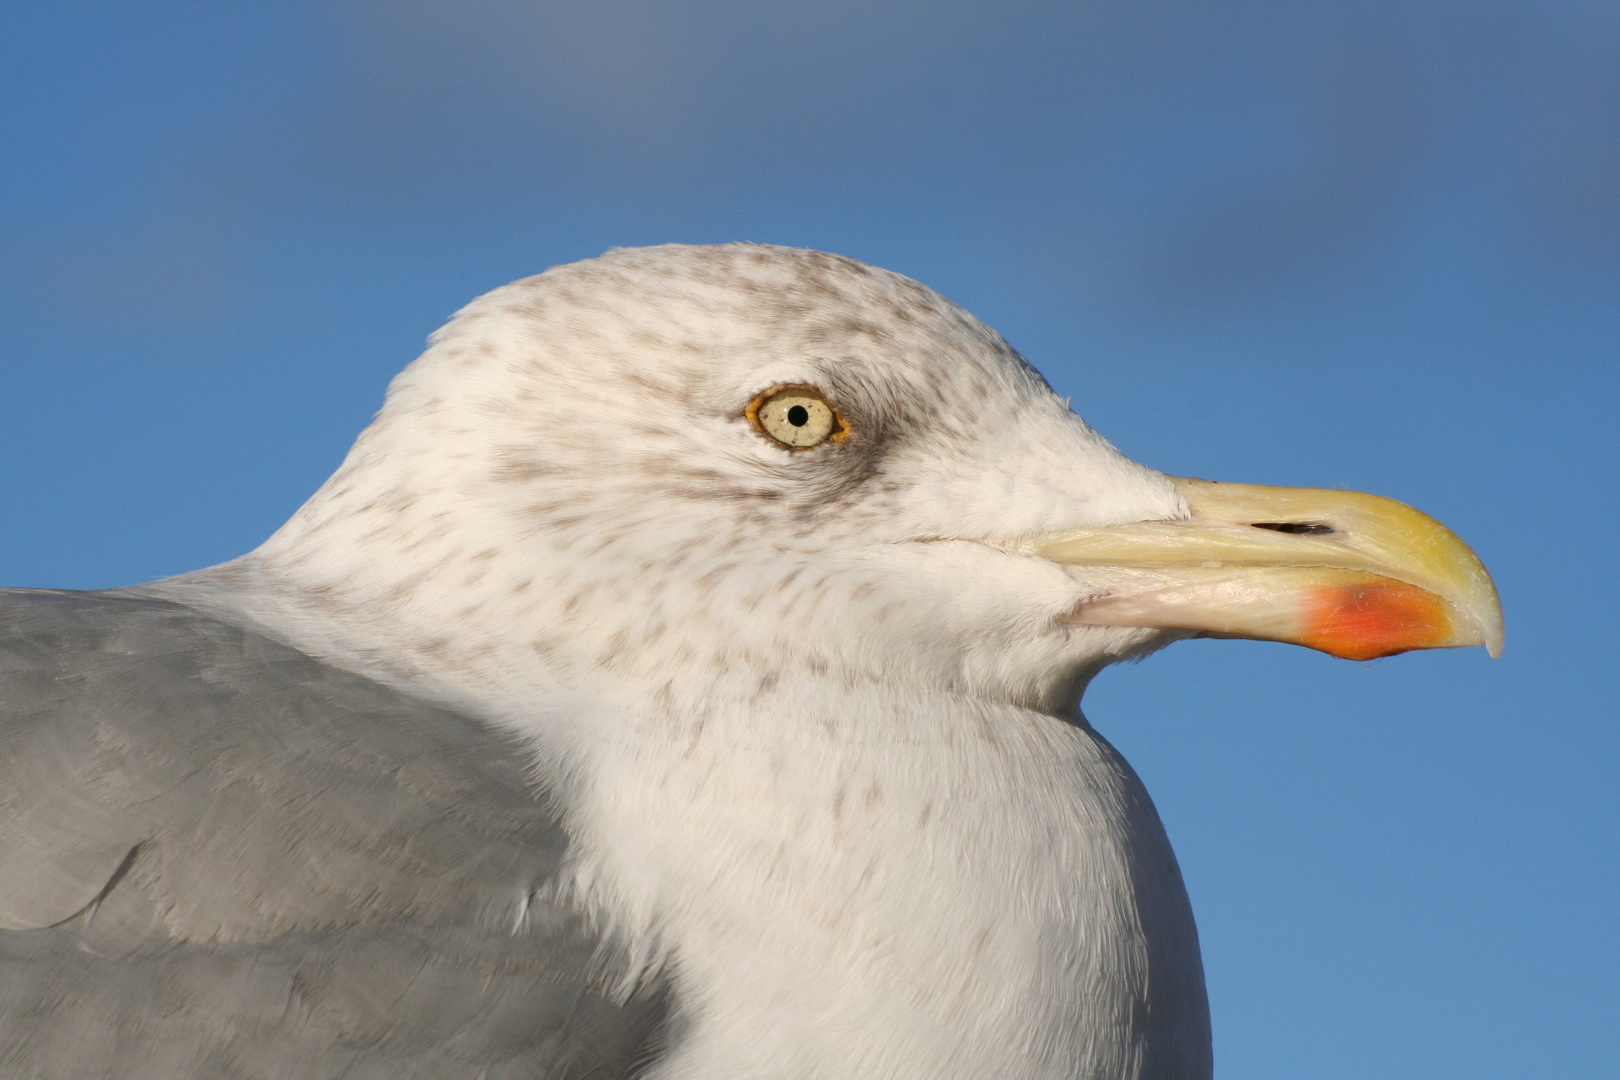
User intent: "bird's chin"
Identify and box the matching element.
[1066,623,1187,695]
[966,622,1184,718]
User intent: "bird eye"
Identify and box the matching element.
[746,386,847,448]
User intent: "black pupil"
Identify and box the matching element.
[787,405,810,427]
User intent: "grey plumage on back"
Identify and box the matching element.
[0,589,666,1078]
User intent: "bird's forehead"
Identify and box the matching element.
[436,243,1042,413]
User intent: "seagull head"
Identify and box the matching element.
[254,243,1500,717]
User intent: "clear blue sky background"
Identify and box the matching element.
[2,3,1615,1076]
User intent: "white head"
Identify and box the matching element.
[247,240,1500,731]
[254,243,1185,716]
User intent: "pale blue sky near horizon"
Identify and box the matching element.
[2,3,1616,1077]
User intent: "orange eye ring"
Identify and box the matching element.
[745,385,850,448]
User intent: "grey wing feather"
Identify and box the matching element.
[0,588,667,1079]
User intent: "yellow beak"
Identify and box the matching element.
[1034,477,1503,661]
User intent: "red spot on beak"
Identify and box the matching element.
[1300,582,1455,661]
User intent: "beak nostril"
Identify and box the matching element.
[1252,522,1336,535]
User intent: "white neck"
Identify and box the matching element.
[561,677,1210,1080]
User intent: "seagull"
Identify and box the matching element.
[0,244,1501,1079]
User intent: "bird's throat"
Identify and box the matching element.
[562,686,1214,1080]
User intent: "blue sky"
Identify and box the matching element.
[2,3,1615,1076]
